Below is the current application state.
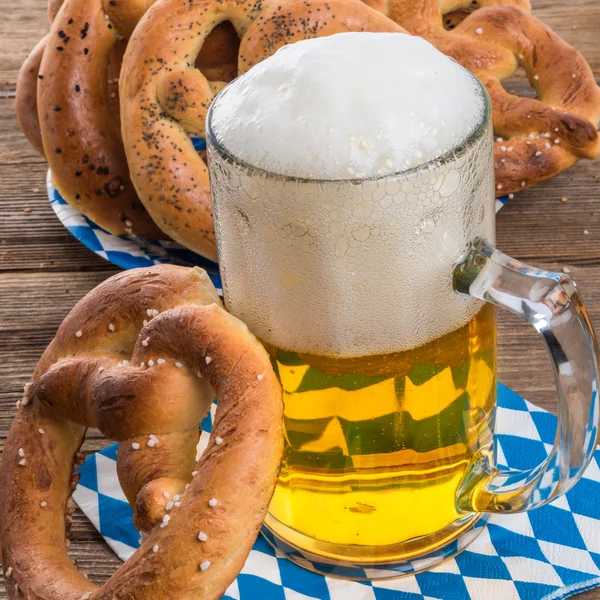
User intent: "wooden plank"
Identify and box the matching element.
[0,98,45,165]
[0,0,49,92]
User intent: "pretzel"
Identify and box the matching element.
[120,0,403,260]
[0,265,283,600]
[373,1,600,195]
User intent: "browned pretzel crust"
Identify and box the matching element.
[17,0,245,243]
[120,0,403,260]
[374,0,600,195]
[0,265,284,600]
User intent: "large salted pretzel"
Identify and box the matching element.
[373,0,600,195]
[120,0,404,260]
[16,0,240,240]
[0,265,283,599]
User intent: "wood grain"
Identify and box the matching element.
[0,0,600,596]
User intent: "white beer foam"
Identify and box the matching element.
[210,33,485,180]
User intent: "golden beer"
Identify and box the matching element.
[263,304,496,563]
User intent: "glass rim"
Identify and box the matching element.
[205,67,492,184]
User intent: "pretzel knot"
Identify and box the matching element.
[376,0,600,195]
[120,0,404,260]
[0,265,283,600]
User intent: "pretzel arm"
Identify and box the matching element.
[457,7,600,147]
[485,77,599,158]
[494,135,576,194]
[103,0,157,37]
[118,430,200,531]
[157,70,217,138]
[0,405,92,600]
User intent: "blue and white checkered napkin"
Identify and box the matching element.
[73,383,600,600]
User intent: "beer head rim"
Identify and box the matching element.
[206,60,491,184]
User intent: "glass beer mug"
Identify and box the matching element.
[206,74,600,578]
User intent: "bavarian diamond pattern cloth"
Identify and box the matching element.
[74,383,600,600]
[47,136,510,290]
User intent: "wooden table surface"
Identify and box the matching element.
[1,0,599,597]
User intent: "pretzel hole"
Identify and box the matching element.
[443,7,476,30]
[501,66,538,100]
[195,21,241,84]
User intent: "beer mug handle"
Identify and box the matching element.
[453,238,600,513]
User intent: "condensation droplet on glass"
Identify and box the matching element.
[419,219,435,234]
[385,179,400,196]
[330,208,349,223]
[280,273,297,290]
[372,187,386,202]
[477,204,485,224]
[380,194,394,209]
[400,181,414,195]
[352,227,370,242]
[352,203,374,220]
[242,182,262,200]
[258,222,276,243]
[370,207,383,222]
[335,237,349,257]
[291,222,308,237]
[440,169,460,198]
[329,222,344,237]
[277,211,291,226]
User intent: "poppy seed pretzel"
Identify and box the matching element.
[377,1,600,195]
[0,265,284,600]
[120,0,403,260]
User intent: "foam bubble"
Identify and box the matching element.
[210,33,486,180]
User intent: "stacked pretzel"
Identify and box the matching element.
[0,265,284,599]
[16,0,600,255]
